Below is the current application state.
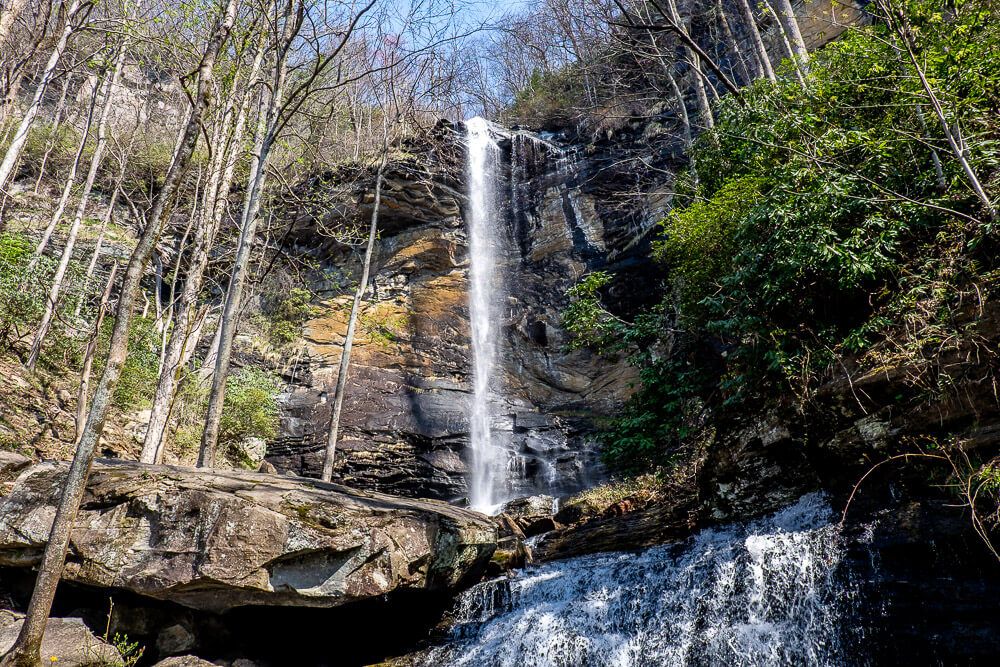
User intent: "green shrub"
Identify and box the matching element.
[261,287,315,348]
[653,177,763,319]
[564,0,1000,473]
[561,271,623,351]
[218,368,281,467]
[359,301,408,348]
[21,121,83,180]
[168,367,281,467]
[109,316,160,411]
[0,233,52,348]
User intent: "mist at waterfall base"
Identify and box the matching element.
[424,493,865,667]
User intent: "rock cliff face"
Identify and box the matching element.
[0,452,495,612]
[267,124,663,501]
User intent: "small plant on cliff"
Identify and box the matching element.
[561,271,624,352]
[261,287,316,348]
[99,598,145,667]
[359,301,408,348]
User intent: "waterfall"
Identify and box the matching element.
[465,117,505,513]
[423,493,859,666]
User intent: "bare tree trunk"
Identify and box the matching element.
[29,70,103,268]
[666,70,692,148]
[0,2,237,662]
[73,183,120,320]
[665,0,715,129]
[621,0,741,96]
[198,0,304,468]
[156,184,199,375]
[772,0,808,65]
[0,0,90,196]
[33,73,74,194]
[0,0,31,54]
[141,55,261,463]
[141,38,267,465]
[27,46,125,370]
[761,0,807,86]
[322,157,386,481]
[75,261,117,441]
[736,0,775,81]
[716,0,750,83]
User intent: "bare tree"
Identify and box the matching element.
[198,0,378,467]
[0,1,238,661]
[877,0,995,220]
[141,34,267,464]
[322,148,387,481]
[735,0,775,82]
[771,0,809,65]
[32,72,74,193]
[27,44,125,369]
[75,261,117,441]
[0,0,93,196]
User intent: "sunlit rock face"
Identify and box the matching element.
[266,121,666,502]
[0,453,496,612]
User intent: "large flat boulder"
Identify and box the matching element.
[0,454,495,612]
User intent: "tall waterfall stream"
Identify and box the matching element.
[465,117,505,514]
[425,493,861,666]
[463,117,587,512]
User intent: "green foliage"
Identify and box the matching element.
[600,358,707,472]
[21,121,82,178]
[101,599,144,667]
[0,233,51,348]
[262,287,315,347]
[561,271,622,351]
[218,367,280,461]
[0,232,87,370]
[565,0,1000,473]
[108,316,160,411]
[170,367,280,468]
[653,177,763,319]
[107,633,144,667]
[359,301,408,348]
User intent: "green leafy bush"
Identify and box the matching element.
[653,177,763,319]
[561,271,623,351]
[170,367,281,467]
[110,316,160,411]
[0,233,51,348]
[218,367,281,460]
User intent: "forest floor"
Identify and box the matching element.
[0,355,143,462]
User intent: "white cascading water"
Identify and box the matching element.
[423,493,857,666]
[466,117,505,513]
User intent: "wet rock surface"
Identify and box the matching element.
[0,454,496,612]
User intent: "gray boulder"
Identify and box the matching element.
[0,610,121,666]
[0,454,496,612]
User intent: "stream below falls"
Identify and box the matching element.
[423,493,865,667]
